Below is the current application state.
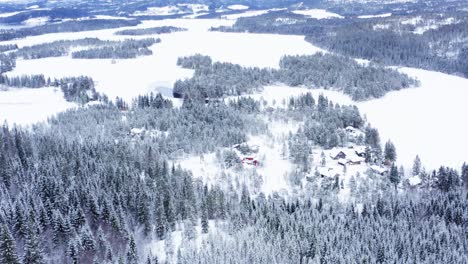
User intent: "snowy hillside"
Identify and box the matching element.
[0,1,466,263]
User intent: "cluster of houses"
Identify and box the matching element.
[317,145,389,178]
[329,146,366,166]
[232,143,260,167]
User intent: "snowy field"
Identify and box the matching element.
[359,68,468,170]
[292,9,344,19]
[358,13,392,19]
[0,87,75,126]
[2,17,323,124]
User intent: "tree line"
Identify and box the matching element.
[173,53,418,101]
[114,26,187,36]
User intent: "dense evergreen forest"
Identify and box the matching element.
[14,38,160,60]
[174,54,417,100]
[71,38,159,59]
[0,19,140,41]
[114,26,187,36]
[216,10,468,77]
[0,91,466,263]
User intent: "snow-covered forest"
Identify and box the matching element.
[0,0,467,263]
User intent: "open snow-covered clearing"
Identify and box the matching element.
[227,4,249,10]
[292,9,343,19]
[0,87,75,126]
[176,118,299,196]
[0,10,22,17]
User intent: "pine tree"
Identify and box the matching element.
[412,155,421,176]
[201,201,209,234]
[376,245,386,263]
[67,239,80,264]
[0,225,21,264]
[389,164,400,190]
[72,208,86,230]
[126,235,138,264]
[462,163,468,189]
[154,197,167,240]
[14,203,27,238]
[23,224,46,264]
[384,140,397,162]
[80,225,96,252]
[104,242,113,263]
[183,220,196,241]
[320,151,326,166]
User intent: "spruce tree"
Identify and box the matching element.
[126,235,138,264]
[0,225,21,264]
[412,155,421,176]
[23,224,46,264]
[201,201,209,234]
[462,163,468,189]
[154,197,167,240]
[384,140,397,162]
[389,164,400,190]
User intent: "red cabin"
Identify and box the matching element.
[242,157,259,166]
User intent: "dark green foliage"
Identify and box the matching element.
[462,163,468,188]
[177,54,212,69]
[178,189,467,263]
[219,10,468,78]
[59,76,98,104]
[126,236,138,264]
[0,74,47,88]
[0,19,140,41]
[115,26,187,36]
[71,38,159,59]
[384,140,397,162]
[389,164,400,189]
[435,167,459,192]
[0,225,20,264]
[0,44,18,53]
[174,58,272,99]
[23,225,46,264]
[16,38,112,59]
[134,93,173,109]
[174,54,417,100]
[278,53,418,100]
[0,53,16,73]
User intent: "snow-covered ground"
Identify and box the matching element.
[358,68,468,170]
[0,10,22,17]
[22,16,49,26]
[292,9,343,19]
[132,4,208,16]
[358,13,392,19]
[0,87,75,126]
[145,220,220,263]
[5,19,323,104]
[227,4,249,10]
